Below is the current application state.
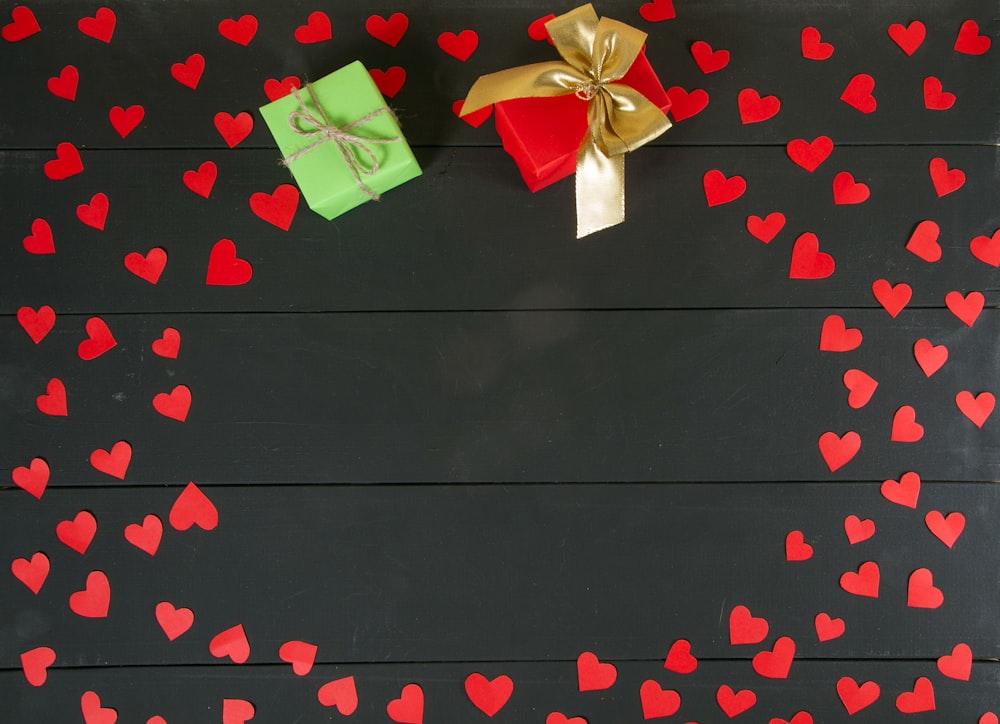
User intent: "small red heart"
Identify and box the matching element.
[2,6,40,42]
[923,76,955,110]
[928,157,965,196]
[278,640,318,676]
[956,390,995,428]
[437,29,478,60]
[12,457,49,499]
[109,104,145,138]
[690,40,729,73]
[786,136,833,172]
[896,677,935,713]
[214,111,253,148]
[891,405,924,443]
[577,651,617,691]
[20,646,56,687]
[784,530,813,561]
[47,65,79,100]
[836,677,880,715]
[666,86,709,121]
[832,171,869,204]
[78,316,117,360]
[80,691,117,724]
[839,561,879,597]
[223,698,255,724]
[366,13,408,46]
[369,66,406,99]
[738,88,780,124]
[800,26,833,60]
[888,21,925,55]
[171,54,205,89]
[453,100,493,128]
[23,218,55,254]
[913,338,948,377]
[729,604,768,645]
[905,220,941,262]
[843,369,878,409]
[819,314,861,352]
[183,161,217,198]
[840,74,876,113]
[70,571,111,618]
[870,279,911,317]
[771,712,813,724]
[318,676,358,714]
[250,184,299,231]
[11,552,50,594]
[37,377,68,416]
[206,239,253,286]
[78,8,116,43]
[527,14,555,43]
[970,228,1000,267]
[294,11,331,44]
[57,510,97,554]
[124,247,167,284]
[153,384,192,422]
[89,440,132,479]
[819,431,861,472]
[746,212,785,244]
[789,232,835,279]
[639,680,681,718]
[716,685,756,718]
[703,169,746,206]
[945,290,984,327]
[465,673,514,716]
[663,638,697,674]
[546,714,586,724]
[925,511,965,549]
[77,192,110,230]
[44,142,84,180]
[639,0,676,23]
[210,624,250,664]
[155,601,194,640]
[125,514,163,555]
[752,636,795,679]
[814,612,845,642]
[881,472,921,508]
[387,683,424,724]
[263,76,301,102]
[169,481,219,531]
[954,19,991,55]
[218,15,257,46]
[936,642,972,680]
[17,305,56,343]
[152,327,181,358]
[843,514,875,544]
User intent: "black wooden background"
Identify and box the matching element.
[2,1,998,722]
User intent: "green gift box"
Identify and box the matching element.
[259,61,421,220]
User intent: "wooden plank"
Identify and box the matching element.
[2,145,997,315]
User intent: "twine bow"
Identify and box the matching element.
[460,3,671,237]
[282,84,402,201]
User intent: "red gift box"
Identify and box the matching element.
[493,50,671,192]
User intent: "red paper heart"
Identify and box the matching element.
[20,646,56,687]
[928,157,965,196]
[843,515,875,544]
[663,638,697,674]
[57,510,97,554]
[206,239,253,286]
[37,377,68,416]
[836,677,880,715]
[11,552,50,593]
[666,86,709,121]
[23,218,55,254]
[387,683,424,724]
[832,171,869,204]
[840,74,876,113]
[125,514,163,555]
[784,530,813,561]
[843,369,878,409]
[152,327,181,358]
[638,0,676,23]
[250,184,299,231]
[970,229,1000,267]
[317,676,358,714]
[729,605,768,645]
[214,112,253,148]
[738,88,780,124]
[77,192,110,230]
[913,338,948,377]
[786,136,833,172]
[716,685,756,718]
[925,511,965,549]
[936,643,972,680]
[218,15,257,46]
[639,680,681,718]
[690,40,729,73]
[263,76,301,102]
[945,290,984,327]
[47,65,79,100]
[279,640,318,676]
[819,315,861,352]
[89,440,132,479]
[80,691,117,724]
[840,561,879,598]
[12,457,49,499]
[527,14,556,43]
[78,316,117,360]
[171,54,205,89]
[169,481,219,531]
[294,11,331,43]
[871,279,911,317]
[577,651,617,691]
[891,405,923,442]
[752,636,795,679]
[789,232,835,279]
[771,712,813,724]
[2,6,40,42]
[153,385,192,422]
[17,305,56,343]
[546,714,586,724]
[980,715,1000,724]
[465,673,514,716]
[437,29,478,60]
[223,698,255,724]
[210,624,250,663]
[124,247,167,284]
[923,76,955,110]
[954,19,991,55]
[70,571,111,618]
[746,212,785,244]
[896,677,935,713]
[109,104,144,138]
[800,26,833,60]
[906,220,941,262]
[814,612,845,642]
[366,13,408,46]
[44,142,83,180]
[888,21,925,55]
[956,390,995,428]
[819,431,861,472]
[703,169,746,206]
[183,161,217,198]
[369,66,406,99]
[78,8,115,43]
[155,601,194,640]
[907,568,943,608]
[882,472,921,508]
[453,100,493,128]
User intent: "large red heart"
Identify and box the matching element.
[716,685,756,718]
[923,76,955,110]
[183,161,217,198]
[23,218,55,254]
[954,20,991,55]
[786,136,833,172]
[263,76,301,102]
[928,157,965,196]
[37,377,68,416]
[703,169,746,206]
[737,88,780,124]
[17,305,56,343]
[70,571,111,618]
[840,74,876,113]
[527,14,556,43]
[89,440,132,479]
[465,673,514,716]
[895,676,935,713]
[11,552,50,593]
[169,481,219,531]
[2,6,40,42]
[843,514,875,544]
[800,27,833,60]
[20,646,56,687]
[77,192,110,230]
[871,279,911,317]
[214,112,253,148]
[663,638,697,673]
[387,683,424,724]
[437,29,478,60]
[819,431,861,472]
[171,53,205,89]
[888,21,925,55]
[913,338,948,377]
[57,510,98,554]
[881,471,921,508]
[153,384,192,422]
[746,212,785,243]
[843,369,878,409]
[152,327,181,358]
[936,642,972,680]
[78,8,116,43]
[925,511,965,549]
[784,530,813,561]
[970,228,1000,267]
[956,390,995,428]
[222,698,255,724]
[124,247,167,284]
[206,239,253,286]
[125,514,163,555]
[294,11,331,44]
[109,105,144,138]
[891,405,924,442]
[945,290,984,327]
[44,141,84,180]
[369,66,406,99]
[839,561,879,598]
[819,314,861,352]
[249,184,299,231]
[690,40,729,73]
[577,651,617,691]
[751,636,795,679]
[832,171,869,204]
[789,232,835,279]
[666,86,709,121]
[317,676,358,714]
[813,612,845,642]
[639,680,681,718]
[48,65,79,100]
[905,220,941,262]
[836,677,879,715]
[279,640,318,676]
[78,317,117,360]
[729,605,768,645]
[366,13,408,46]
[155,601,194,640]
[12,457,49,499]
[218,15,257,46]
[210,624,251,663]
[80,691,117,724]
[638,0,676,22]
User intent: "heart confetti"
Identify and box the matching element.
[925,511,965,548]
[690,40,729,73]
[814,612,845,642]
[955,391,995,428]
[840,74,876,113]
[785,530,813,561]
[786,136,833,172]
[56,510,97,554]
[78,8,115,43]
[387,683,424,724]
[923,77,956,110]
[970,229,1000,266]
[437,29,478,60]
[928,157,965,196]
[369,66,406,99]
[836,677,880,714]
[20,646,56,687]
[155,601,194,640]
[905,220,941,262]
[152,384,192,422]
[69,570,111,618]
[891,405,924,443]
[47,65,79,100]
[169,481,219,531]
[954,20,991,55]
[171,53,205,89]
[843,515,875,544]
[944,290,984,327]
[638,0,676,23]
[666,86,709,121]
[887,21,925,55]
[729,605,769,645]
[703,169,746,206]
[214,111,253,148]
[89,440,132,479]
[800,27,834,59]
[206,239,253,286]
[716,685,756,718]
[17,305,56,343]
[832,171,869,204]
[818,431,861,471]
[222,698,255,724]
[843,369,878,408]
[465,673,514,717]
[639,680,681,718]
[907,568,943,608]
[789,232,835,279]
[738,88,780,124]
[78,317,117,360]
[124,514,163,555]
[752,636,795,679]
[839,561,880,598]
[183,161,217,198]
[36,377,68,416]
[44,142,83,180]
[746,212,785,243]
[294,11,332,44]
[318,676,359,715]
[23,217,55,254]
[108,104,145,138]
[366,13,408,46]
[152,327,181,358]
[896,677,936,714]
[124,247,167,284]
[218,15,257,46]
[2,6,40,42]
[12,457,49,498]
[881,471,921,508]
[80,690,117,724]
[209,624,251,663]
[577,651,617,691]
[663,639,697,674]
[76,192,110,231]
[936,643,972,680]
[871,279,911,317]
[263,76,301,101]
[11,551,50,593]
[278,640,318,676]
[913,338,948,377]
[819,315,862,352]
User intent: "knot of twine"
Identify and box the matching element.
[573,79,604,101]
[281,84,402,201]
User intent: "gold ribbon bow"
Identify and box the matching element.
[461,3,671,237]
